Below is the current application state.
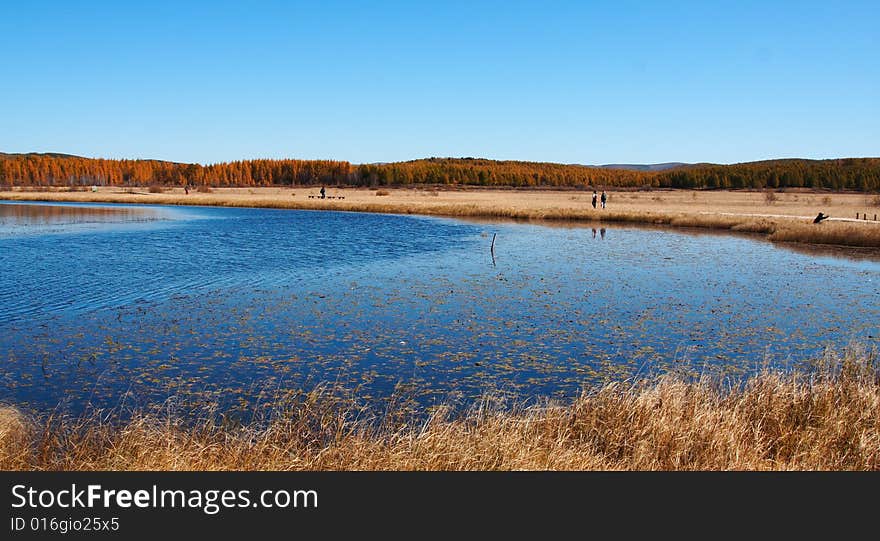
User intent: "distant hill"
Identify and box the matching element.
[0,152,85,160]
[418,158,693,172]
[597,162,693,172]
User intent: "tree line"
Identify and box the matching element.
[1,153,878,192]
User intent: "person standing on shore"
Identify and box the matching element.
[601,190,607,209]
[320,186,326,199]
[591,191,598,209]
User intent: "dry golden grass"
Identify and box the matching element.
[2,348,877,471]
[770,222,880,247]
[2,186,880,247]
[0,406,32,467]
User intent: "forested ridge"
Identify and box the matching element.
[2,153,878,191]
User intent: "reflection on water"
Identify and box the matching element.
[0,202,161,225]
[1,201,879,417]
[460,215,880,261]
[773,241,880,263]
[0,202,167,239]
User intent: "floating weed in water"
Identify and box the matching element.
[2,213,880,417]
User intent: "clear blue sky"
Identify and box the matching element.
[1,1,877,165]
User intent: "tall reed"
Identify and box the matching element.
[2,347,877,471]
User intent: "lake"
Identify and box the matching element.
[1,201,878,416]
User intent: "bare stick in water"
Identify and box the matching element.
[490,232,497,266]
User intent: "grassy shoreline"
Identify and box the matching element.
[3,186,880,249]
[2,348,878,471]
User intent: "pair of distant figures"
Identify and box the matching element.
[592,191,607,209]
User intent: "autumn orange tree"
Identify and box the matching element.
[1,153,878,191]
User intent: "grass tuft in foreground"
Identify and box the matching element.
[1,347,878,471]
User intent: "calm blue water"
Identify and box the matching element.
[1,201,879,415]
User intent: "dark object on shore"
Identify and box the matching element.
[813,212,829,223]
